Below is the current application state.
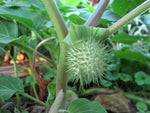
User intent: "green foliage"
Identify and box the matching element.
[113,47,150,65]
[111,32,150,44]
[0,75,24,100]
[0,17,18,44]
[134,71,150,86]
[112,0,146,16]
[67,98,107,113]
[60,0,82,6]
[136,102,148,112]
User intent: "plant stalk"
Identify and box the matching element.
[125,93,150,105]
[18,91,50,108]
[84,0,110,26]
[108,0,150,35]
[42,0,68,109]
[49,90,64,113]
[13,46,21,111]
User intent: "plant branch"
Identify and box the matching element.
[42,0,68,108]
[49,90,64,113]
[84,0,110,26]
[18,91,50,108]
[108,0,150,35]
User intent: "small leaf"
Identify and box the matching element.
[111,32,150,44]
[67,98,107,113]
[68,14,86,25]
[0,75,24,100]
[134,71,150,85]
[101,80,112,87]
[118,73,132,82]
[136,102,148,111]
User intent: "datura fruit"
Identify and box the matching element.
[66,40,109,88]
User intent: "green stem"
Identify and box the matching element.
[125,93,150,105]
[108,0,150,35]
[18,91,50,108]
[42,0,68,108]
[32,85,39,100]
[85,0,110,26]
[14,46,18,77]
[13,46,21,110]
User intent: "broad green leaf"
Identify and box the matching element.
[143,14,150,30]
[61,0,82,6]
[0,18,18,44]
[64,24,109,46]
[4,0,46,10]
[136,102,148,111]
[0,6,32,28]
[112,0,146,16]
[68,14,86,25]
[134,71,150,85]
[113,48,149,64]
[0,75,24,100]
[111,32,150,44]
[67,98,107,113]
[0,6,46,30]
[117,73,132,82]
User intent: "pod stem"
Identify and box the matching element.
[108,0,150,35]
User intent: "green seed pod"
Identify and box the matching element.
[66,40,109,88]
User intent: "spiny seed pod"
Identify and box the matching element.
[66,40,109,88]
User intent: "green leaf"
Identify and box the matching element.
[0,6,46,30]
[113,48,149,64]
[0,18,18,44]
[25,75,36,86]
[64,24,109,46]
[60,0,82,6]
[136,102,148,111]
[134,71,150,85]
[117,73,132,82]
[67,98,107,113]
[4,0,46,10]
[68,14,86,25]
[102,8,121,22]
[0,6,33,29]
[101,80,112,87]
[111,32,150,44]
[0,75,24,100]
[112,0,146,16]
